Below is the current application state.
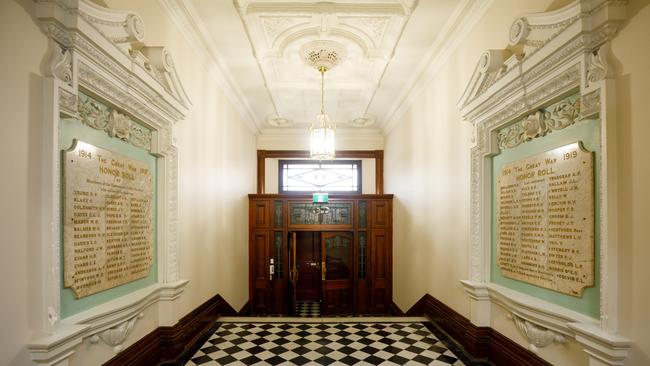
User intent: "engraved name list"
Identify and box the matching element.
[496,142,594,296]
[64,140,153,298]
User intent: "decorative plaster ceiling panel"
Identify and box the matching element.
[183,0,463,135]
[234,0,417,129]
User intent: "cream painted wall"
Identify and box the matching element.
[610,0,650,364]
[106,0,256,323]
[385,0,551,317]
[0,2,49,365]
[385,0,650,365]
[0,0,256,365]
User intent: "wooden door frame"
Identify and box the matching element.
[256,150,384,194]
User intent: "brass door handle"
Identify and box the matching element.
[321,261,326,280]
[289,268,299,285]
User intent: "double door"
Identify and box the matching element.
[289,231,353,315]
[248,196,393,316]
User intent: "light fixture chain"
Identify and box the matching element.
[320,66,326,115]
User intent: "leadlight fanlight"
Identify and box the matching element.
[279,160,361,194]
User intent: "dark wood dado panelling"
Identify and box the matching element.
[250,200,272,228]
[370,200,391,228]
[406,294,552,366]
[104,294,236,366]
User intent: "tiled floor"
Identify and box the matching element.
[295,301,321,317]
[186,320,473,365]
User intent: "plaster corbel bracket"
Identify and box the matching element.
[89,312,144,353]
[509,312,566,353]
[48,40,79,117]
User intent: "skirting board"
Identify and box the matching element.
[406,294,552,366]
[238,301,251,316]
[104,294,237,366]
[389,301,405,316]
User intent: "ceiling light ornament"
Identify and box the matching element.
[351,115,376,127]
[266,115,293,127]
[300,40,346,160]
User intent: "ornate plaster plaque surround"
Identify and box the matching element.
[234,0,417,128]
[29,0,189,364]
[457,1,631,365]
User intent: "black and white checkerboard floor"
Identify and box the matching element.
[186,321,470,365]
[295,301,321,317]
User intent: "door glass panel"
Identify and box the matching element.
[274,232,282,278]
[358,232,366,279]
[274,200,283,228]
[324,234,352,280]
[359,201,367,229]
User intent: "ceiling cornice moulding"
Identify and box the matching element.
[380,0,493,135]
[159,0,261,134]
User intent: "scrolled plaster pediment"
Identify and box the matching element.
[458,0,626,125]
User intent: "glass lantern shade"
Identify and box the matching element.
[310,113,336,160]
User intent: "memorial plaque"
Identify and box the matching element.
[63,140,153,298]
[496,142,594,296]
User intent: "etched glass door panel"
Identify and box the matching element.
[321,232,353,315]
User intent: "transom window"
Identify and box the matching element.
[279,160,361,194]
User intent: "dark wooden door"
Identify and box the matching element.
[321,232,353,315]
[295,232,321,301]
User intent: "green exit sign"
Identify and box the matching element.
[313,193,329,203]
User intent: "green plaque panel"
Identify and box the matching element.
[491,94,601,317]
[59,118,157,318]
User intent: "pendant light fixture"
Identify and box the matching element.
[300,40,346,160]
[310,65,335,160]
